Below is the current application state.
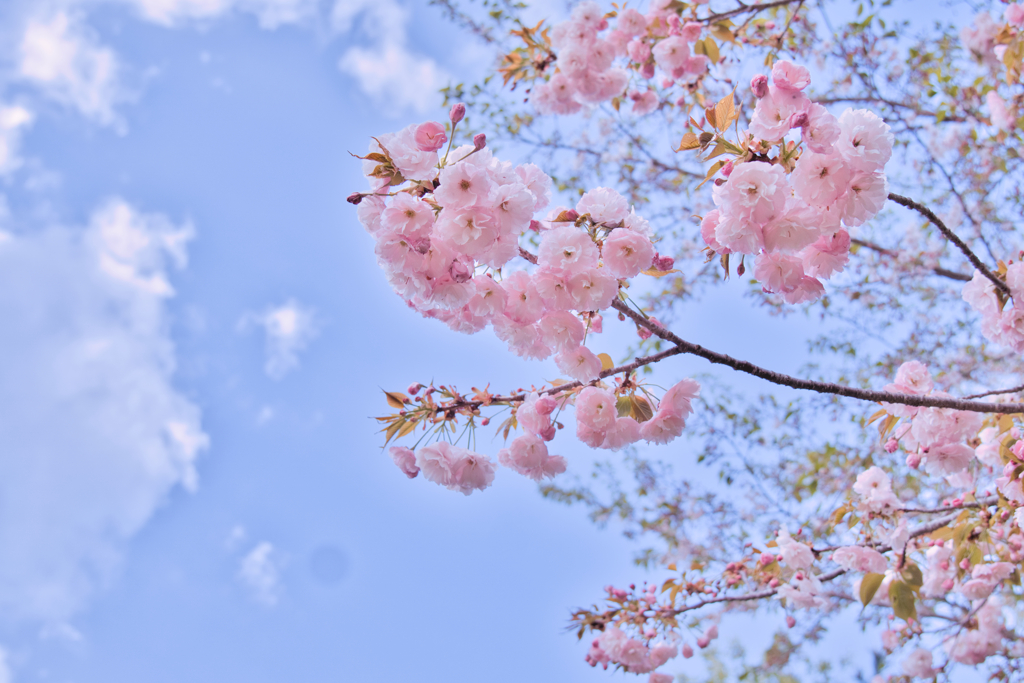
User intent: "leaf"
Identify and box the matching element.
[859,572,885,606]
[704,105,717,130]
[710,22,735,43]
[714,92,736,131]
[676,131,700,151]
[696,160,725,190]
[616,396,632,418]
[598,353,615,372]
[383,418,404,446]
[703,37,720,64]
[889,580,917,621]
[901,563,924,589]
[630,395,654,423]
[641,267,681,278]
[396,420,418,439]
[384,391,408,409]
[866,408,888,426]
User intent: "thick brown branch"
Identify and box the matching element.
[887,193,1011,296]
[517,246,1024,414]
[702,0,805,23]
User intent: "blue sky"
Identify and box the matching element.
[0,1,901,681]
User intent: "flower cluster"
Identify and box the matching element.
[358,109,702,495]
[586,624,680,676]
[962,262,1024,352]
[699,61,894,302]
[532,0,709,116]
[880,361,983,481]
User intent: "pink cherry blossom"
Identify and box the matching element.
[414,121,448,152]
[835,109,894,172]
[832,546,888,573]
[539,225,600,274]
[498,433,566,480]
[576,386,617,431]
[599,417,641,450]
[556,345,603,382]
[389,446,420,479]
[853,466,900,511]
[577,187,629,224]
[603,228,655,278]
[901,649,935,678]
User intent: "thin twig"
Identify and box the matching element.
[963,384,1024,400]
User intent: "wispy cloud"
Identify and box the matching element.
[0,105,33,175]
[241,299,319,380]
[238,542,283,606]
[18,11,128,128]
[0,199,207,624]
[335,0,449,114]
[119,0,319,29]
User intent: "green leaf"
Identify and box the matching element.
[859,572,885,606]
[888,580,917,621]
[901,563,924,589]
[616,396,632,418]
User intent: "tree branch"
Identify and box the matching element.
[851,238,971,282]
[702,0,806,24]
[887,194,1010,296]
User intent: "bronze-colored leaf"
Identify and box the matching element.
[384,391,408,409]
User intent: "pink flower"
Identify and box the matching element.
[901,649,935,678]
[466,276,507,318]
[750,74,769,98]
[648,643,677,668]
[748,86,809,140]
[497,433,566,480]
[987,91,1015,131]
[1008,3,1024,27]
[840,171,888,226]
[754,251,805,294]
[556,345,603,382]
[629,89,660,116]
[416,442,459,487]
[534,269,575,310]
[771,60,811,91]
[880,629,899,651]
[853,466,900,511]
[835,109,893,172]
[503,271,545,324]
[450,449,497,495]
[700,210,727,253]
[434,160,492,209]
[713,162,788,224]
[618,8,647,35]
[380,193,435,239]
[516,392,552,437]
[661,378,700,416]
[649,674,673,683]
[569,268,618,311]
[414,121,448,152]
[539,225,600,274]
[762,202,822,252]
[539,311,586,352]
[777,527,814,569]
[599,417,642,450]
[639,410,686,444]
[603,228,655,277]
[577,187,629,224]
[652,35,690,72]
[832,546,888,573]
[515,163,553,212]
[801,103,841,153]
[889,360,934,395]
[575,386,618,431]
[389,446,420,478]
[800,230,850,278]
[792,151,851,208]
[627,39,652,63]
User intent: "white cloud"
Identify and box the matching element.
[18,11,127,128]
[335,0,449,114]
[0,105,33,176]
[0,647,11,683]
[238,541,282,605]
[116,0,318,28]
[0,198,207,624]
[241,299,318,380]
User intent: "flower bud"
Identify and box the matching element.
[414,121,448,152]
[682,644,694,659]
[449,102,466,125]
[590,313,603,333]
[905,452,921,469]
[449,260,472,283]
[535,396,558,415]
[641,62,655,79]
[759,553,775,566]
[473,133,487,150]
[884,438,899,453]
[751,74,769,98]
[697,635,710,649]
[407,383,423,395]
[786,616,796,628]
[529,219,543,232]
[346,192,364,205]
[721,160,734,177]
[480,417,490,426]
[652,253,675,271]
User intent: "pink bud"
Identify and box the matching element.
[529,219,543,232]
[682,643,694,659]
[769,578,779,588]
[759,553,775,566]
[449,260,472,283]
[560,209,579,222]
[346,192,364,205]
[765,21,776,29]
[941,578,955,591]
[535,397,558,415]
[652,254,675,271]
[539,425,557,441]
[721,160,734,177]
[597,18,608,30]
[414,121,448,152]
[905,452,921,469]
[641,62,655,79]
[473,133,487,150]
[750,74,769,99]
[884,438,899,453]
[449,102,466,125]
[697,636,710,649]
[959,558,971,570]
[786,615,796,628]
[407,383,423,395]
[706,624,718,640]
[480,417,490,426]
[590,313,603,333]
